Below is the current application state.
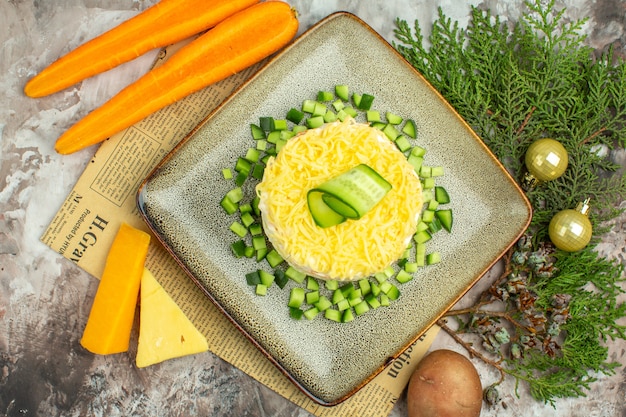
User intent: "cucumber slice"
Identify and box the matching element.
[307,164,392,228]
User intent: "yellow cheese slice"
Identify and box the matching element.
[136,268,208,368]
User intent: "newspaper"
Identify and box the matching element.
[41,42,439,417]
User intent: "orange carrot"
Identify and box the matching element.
[55,1,298,155]
[24,0,259,98]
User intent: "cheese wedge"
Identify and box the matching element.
[80,223,150,354]
[136,268,208,368]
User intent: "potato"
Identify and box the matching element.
[407,349,482,417]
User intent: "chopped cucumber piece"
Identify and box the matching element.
[367,110,381,122]
[332,288,345,304]
[230,221,247,238]
[225,187,243,204]
[374,272,388,284]
[274,269,288,289]
[414,230,432,244]
[315,296,332,311]
[292,125,307,134]
[306,116,325,129]
[252,235,266,251]
[266,249,284,268]
[365,293,381,309]
[342,308,355,323]
[382,124,400,140]
[306,290,320,305]
[420,165,432,178]
[267,130,281,144]
[358,279,371,295]
[332,99,345,112]
[335,84,349,101]
[250,124,265,140]
[323,110,337,123]
[396,269,413,284]
[288,287,305,308]
[402,119,417,138]
[301,99,317,114]
[235,157,252,174]
[241,212,255,228]
[255,139,267,151]
[416,221,429,233]
[256,284,268,296]
[423,177,436,190]
[280,130,295,140]
[395,135,412,153]
[317,90,334,101]
[354,300,370,316]
[435,186,451,204]
[386,112,403,125]
[304,307,320,320]
[259,116,273,131]
[428,217,443,233]
[251,164,265,180]
[255,247,267,262]
[324,308,342,322]
[290,307,303,320]
[436,209,453,232]
[427,252,442,265]
[259,270,275,287]
[357,93,375,110]
[325,280,339,291]
[411,145,427,157]
[220,195,238,215]
[380,294,390,307]
[272,119,288,131]
[285,266,306,283]
[336,299,350,311]
[286,108,304,124]
[431,166,445,177]
[231,240,246,258]
[312,101,327,116]
[306,276,319,290]
[343,106,357,118]
[246,270,261,286]
[422,209,436,223]
[386,284,401,300]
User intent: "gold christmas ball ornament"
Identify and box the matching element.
[522,138,569,189]
[548,199,593,252]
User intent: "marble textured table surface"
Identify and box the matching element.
[2,1,625,416]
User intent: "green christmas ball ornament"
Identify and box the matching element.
[548,199,593,252]
[522,138,569,189]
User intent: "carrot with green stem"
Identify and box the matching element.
[54,0,299,155]
[24,0,260,98]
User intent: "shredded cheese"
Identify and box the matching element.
[257,119,423,281]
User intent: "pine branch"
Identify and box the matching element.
[395,0,626,407]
